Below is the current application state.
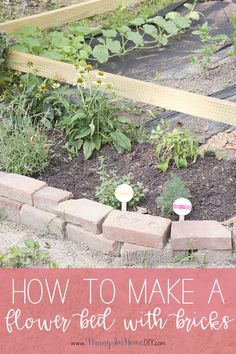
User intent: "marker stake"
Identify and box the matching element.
[115,184,134,212]
[122,202,127,212]
[173,198,192,221]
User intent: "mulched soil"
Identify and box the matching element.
[39,139,236,222]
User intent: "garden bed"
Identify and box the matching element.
[39,140,236,222]
[1,0,236,224]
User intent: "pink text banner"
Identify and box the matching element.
[0,269,235,354]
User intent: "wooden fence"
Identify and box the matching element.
[1,0,236,126]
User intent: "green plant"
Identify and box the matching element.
[151,126,198,172]
[0,240,51,268]
[233,15,236,55]
[156,174,191,217]
[1,72,71,128]
[154,71,163,84]
[11,3,199,64]
[0,31,16,90]
[0,207,7,221]
[0,97,50,176]
[0,30,16,66]
[58,66,138,159]
[88,0,176,30]
[95,156,144,208]
[191,22,229,70]
[175,251,197,264]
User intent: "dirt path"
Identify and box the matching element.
[0,220,120,268]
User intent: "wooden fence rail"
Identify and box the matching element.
[0,0,144,33]
[7,51,236,126]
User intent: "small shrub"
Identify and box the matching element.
[150,126,198,172]
[0,99,50,176]
[95,156,144,209]
[156,174,191,217]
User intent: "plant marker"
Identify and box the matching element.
[115,184,134,212]
[173,198,192,221]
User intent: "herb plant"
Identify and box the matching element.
[58,66,138,159]
[95,156,144,209]
[0,97,50,176]
[156,174,191,217]
[150,126,198,172]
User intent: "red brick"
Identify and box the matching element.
[0,173,47,205]
[171,221,232,250]
[56,199,113,234]
[0,196,23,223]
[20,205,65,237]
[66,223,121,256]
[33,186,73,213]
[103,210,171,249]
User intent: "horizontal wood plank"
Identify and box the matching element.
[0,0,144,33]
[7,50,236,126]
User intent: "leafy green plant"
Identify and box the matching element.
[0,97,50,176]
[95,156,144,209]
[191,22,229,70]
[0,30,16,66]
[0,240,51,268]
[156,174,191,217]
[150,126,198,172]
[10,3,199,64]
[1,72,71,128]
[0,31,16,90]
[0,207,7,221]
[175,251,197,264]
[233,15,236,55]
[58,66,138,159]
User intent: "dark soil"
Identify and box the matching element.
[40,140,236,222]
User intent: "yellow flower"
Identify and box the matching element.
[76,77,85,86]
[97,70,105,77]
[85,64,93,71]
[96,78,103,85]
[38,83,47,93]
[79,68,86,74]
[106,82,113,89]
[75,61,81,68]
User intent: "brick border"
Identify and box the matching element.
[0,172,234,264]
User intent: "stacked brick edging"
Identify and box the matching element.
[0,172,234,263]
